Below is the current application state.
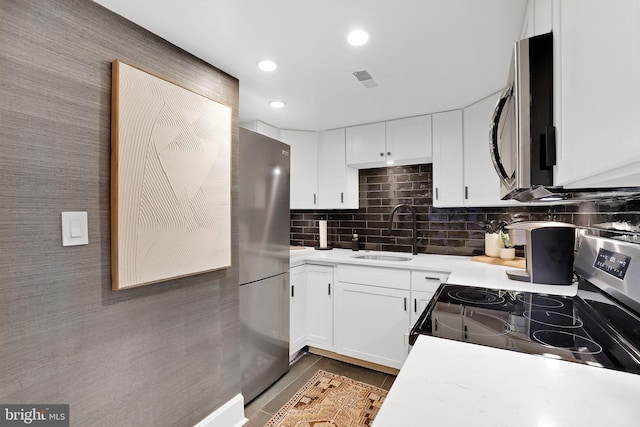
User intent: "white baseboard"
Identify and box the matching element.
[193,394,248,427]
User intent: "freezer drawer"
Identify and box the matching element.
[240,273,289,403]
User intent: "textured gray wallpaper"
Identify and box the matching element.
[0,0,240,426]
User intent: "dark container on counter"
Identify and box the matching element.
[351,233,359,251]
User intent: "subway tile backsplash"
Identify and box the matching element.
[290,164,640,256]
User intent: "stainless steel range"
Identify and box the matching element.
[409,231,640,374]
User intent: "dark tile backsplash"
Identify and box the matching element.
[290,164,640,256]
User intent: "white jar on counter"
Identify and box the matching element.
[485,233,501,257]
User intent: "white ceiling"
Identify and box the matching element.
[93,0,527,131]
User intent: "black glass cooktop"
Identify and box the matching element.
[409,282,640,374]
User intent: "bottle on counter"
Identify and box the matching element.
[351,233,359,251]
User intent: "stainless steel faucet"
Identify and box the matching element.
[388,204,418,255]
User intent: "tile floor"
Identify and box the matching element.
[243,352,397,427]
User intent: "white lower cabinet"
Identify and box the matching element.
[292,263,450,370]
[410,271,449,326]
[335,282,410,369]
[290,265,307,357]
[306,264,334,350]
[409,290,434,326]
[335,265,411,369]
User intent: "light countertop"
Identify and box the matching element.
[290,247,577,296]
[290,246,639,425]
[373,336,640,427]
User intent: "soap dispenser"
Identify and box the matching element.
[351,233,359,251]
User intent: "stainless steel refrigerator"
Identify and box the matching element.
[239,127,290,403]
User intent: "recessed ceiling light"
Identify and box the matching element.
[258,59,278,72]
[347,29,369,46]
[270,100,286,108]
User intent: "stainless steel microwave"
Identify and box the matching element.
[489,32,555,201]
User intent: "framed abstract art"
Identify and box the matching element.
[111,60,232,290]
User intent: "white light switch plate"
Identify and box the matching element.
[62,211,88,246]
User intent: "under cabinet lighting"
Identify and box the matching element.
[270,100,286,108]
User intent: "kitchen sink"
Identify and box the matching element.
[351,254,412,262]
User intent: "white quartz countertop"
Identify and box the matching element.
[290,247,577,296]
[373,335,640,427]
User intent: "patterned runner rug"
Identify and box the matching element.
[265,369,387,427]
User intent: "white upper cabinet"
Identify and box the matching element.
[463,93,514,206]
[240,120,280,140]
[346,115,432,168]
[280,129,319,209]
[346,122,387,167]
[553,0,640,188]
[520,0,552,39]
[432,110,464,207]
[432,96,523,208]
[385,115,433,166]
[533,0,552,35]
[318,128,359,209]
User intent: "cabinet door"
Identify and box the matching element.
[318,129,359,209]
[346,122,386,167]
[410,290,434,327]
[463,93,505,206]
[410,270,449,325]
[280,130,319,209]
[306,265,334,350]
[519,0,534,39]
[533,0,552,35]
[554,0,640,188]
[432,110,464,207]
[290,265,307,356]
[335,282,410,369]
[385,115,432,166]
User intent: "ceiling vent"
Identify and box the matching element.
[352,70,378,88]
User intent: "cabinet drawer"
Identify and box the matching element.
[337,265,410,290]
[411,271,449,293]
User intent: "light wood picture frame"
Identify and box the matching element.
[111,60,232,290]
